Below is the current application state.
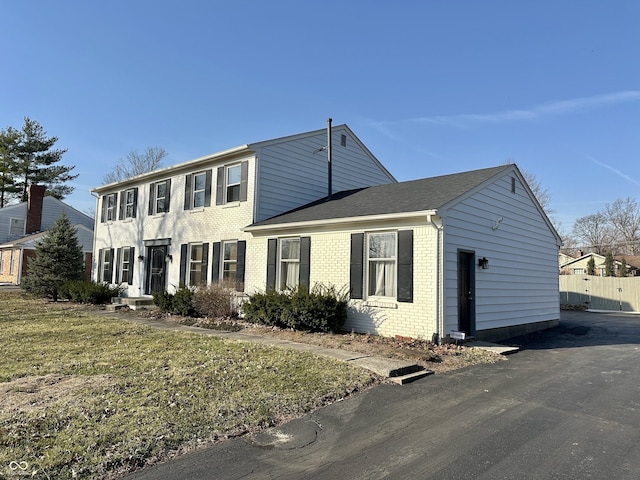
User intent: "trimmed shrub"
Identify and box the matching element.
[243,284,348,333]
[59,281,122,305]
[192,281,238,318]
[152,283,197,316]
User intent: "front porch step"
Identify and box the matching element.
[111,297,156,311]
[389,369,434,385]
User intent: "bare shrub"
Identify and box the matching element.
[192,281,238,318]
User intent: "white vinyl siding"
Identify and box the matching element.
[442,173,560,334]
[254,126,395,222]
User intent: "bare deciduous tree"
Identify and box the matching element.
[572,213,616,255]
[103,146,168,184]
[604,197,640,254]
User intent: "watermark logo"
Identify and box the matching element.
[7,461,30,476]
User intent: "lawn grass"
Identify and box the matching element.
[0,292,377,479]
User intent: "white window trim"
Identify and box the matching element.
[226,164,242,203]
[366,231,397,299]
[222,240,238,282]
[278,237,300,291]
[106,193,117,222]
[124,189,136,219]
[120,247,132,283]
[101,249,112,283]
[188,243,204,286]
[9,250,16,275]
[155,183,167,214]
[192,172,207,209]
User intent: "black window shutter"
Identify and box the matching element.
[204,169,212,207]
[236,240,246,292]
[184,174,193,210]
[118,191,125,220]
[115,247,122,283]
[132,188,138,218]
[299,237,311,288]
[179,244,188,285]
[240,161,248,202]
[201,242,209,284]
[266,238,277,291]
[106,248,114,283]
[98,248,104,280]
[350,233,364,299]
[397,230,414,303]
[128,247,135,285]
[211,242,221,282]
[165,179,171,213]
[100,196,107,223]
[216,166,225,205]
[148,183,155,215]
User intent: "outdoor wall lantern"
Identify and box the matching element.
[478,257,489,269]
[137,255,144,262]
[165,254,173,263]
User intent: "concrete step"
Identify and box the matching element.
[389,369,434,385]
[111,297,156,311]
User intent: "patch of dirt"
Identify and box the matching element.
[136,311,505,374]
[1,374,116,412]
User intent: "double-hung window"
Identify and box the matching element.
[189,243,204,286]
[116,247,135,285]
[149,179,171,215]
[184,170,212,210]
[101,193,117,222]
[226,164,241,203]
[367,232,397,297]
[223,241,237,281]
[192,172,207,208]
[100,248,114,283]
[279,238,301,290]
[123,189,137,219]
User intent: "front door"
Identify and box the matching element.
[146,246,167,294]
[457,251,475,336]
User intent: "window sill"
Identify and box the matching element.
[189,207,205,213]
[223,202,241,209]
[122,218,133,223]
[363,299,398,309]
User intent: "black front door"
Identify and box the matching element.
[146,246,167,294]
[457,251,475,336]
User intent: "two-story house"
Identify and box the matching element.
[0,185,95,284]
[91,124,395,298]
[92,125,562,342]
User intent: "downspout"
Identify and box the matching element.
[429,214,444,345]
[327,118,332,198]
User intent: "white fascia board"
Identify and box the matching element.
[244,210,437,234]
[91,145,251,194]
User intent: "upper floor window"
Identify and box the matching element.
[184,170,212,210]
[120,188,138,219]
[148,179,171,215]
[100,193,118,222]
[367,232,397,298]
[9,218,25,236]
[216,161,248,205]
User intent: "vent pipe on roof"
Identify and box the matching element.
[327,118,332,198]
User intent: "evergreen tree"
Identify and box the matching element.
[11,117,77,201]
[618,258,628,277]
[21,213,85,301]
[586,257,596,276]
[0,127,21,207]
[604,252,615,277]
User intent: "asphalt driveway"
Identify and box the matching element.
[126,310,640,479]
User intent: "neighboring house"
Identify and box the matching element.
[246,164,562,342]
[0,185,95,284]
[559,252,631,276]
[90,124,395,297]
[558,252,575,271]
[92,124,561,342]
[615,255,640,276]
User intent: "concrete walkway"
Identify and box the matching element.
[94,310,433,384]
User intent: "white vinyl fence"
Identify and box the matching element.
[560,275,640,312]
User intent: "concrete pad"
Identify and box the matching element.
[467,341,520,355]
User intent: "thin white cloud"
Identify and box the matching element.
[397,90,640,127]
[589,155,640,186]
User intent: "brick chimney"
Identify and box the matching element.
[26,185,46,234]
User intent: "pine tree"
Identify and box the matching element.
[0,127,21,207]
[619,258,628,277]
[21,213,85,301]
[11,117,77,201]
[604,252,615,277]
[586,257,596,276]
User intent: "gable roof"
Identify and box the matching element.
[247,165,513,229]
[0,224,94,250]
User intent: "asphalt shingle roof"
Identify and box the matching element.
[251,165,512,227]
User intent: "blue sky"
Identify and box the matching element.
[3,1,639,235]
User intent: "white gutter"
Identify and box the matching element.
[428,214,444,345]
[245,210,438,234]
